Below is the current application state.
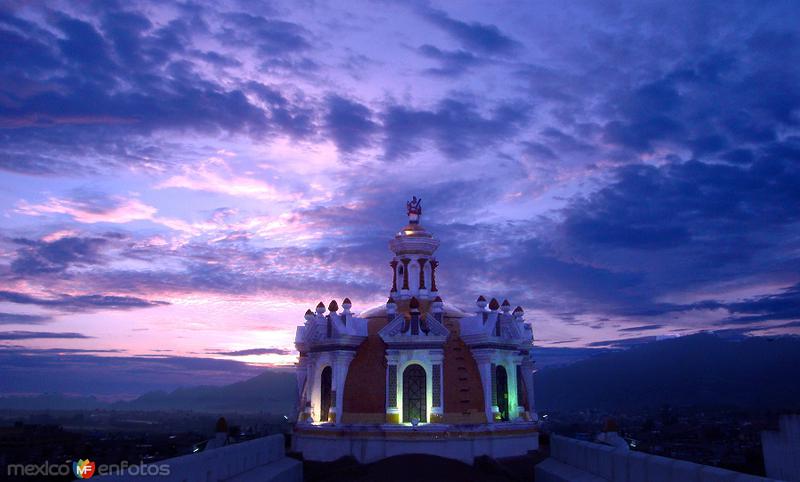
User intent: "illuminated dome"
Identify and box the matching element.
[292,198,539,463]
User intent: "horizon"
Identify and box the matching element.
[2,330,797,405]
[1,0,799,399]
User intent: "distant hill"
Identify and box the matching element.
[531,346,607,368]
[0,370,297,414]
[111,370,297,414]
[535,333,800,411]
[3,334,799,414]
[0,393,107,411]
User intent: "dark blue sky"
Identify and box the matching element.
[0,0,799,398]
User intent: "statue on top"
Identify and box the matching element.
[406,196,422,224]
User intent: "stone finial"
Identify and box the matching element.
[501,299,511,313]
[342,297,352,310]
[489,298,500,311]
[328,299,339,312]
[304,309,314,321]
[476,295,487,309]
[316,302,325,314]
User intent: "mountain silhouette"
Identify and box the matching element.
[535,333,800,411]
[2,334,799,413]
[112,370,297,413]
[0,370,297,413]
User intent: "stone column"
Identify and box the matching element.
[330,351,355,425]
[296,355,310,422]
[430,350,444,423]
[390,260,398,293]
[430,259,439,292]
[401,258,410,292]
[418,258,427,290]
[521,358,536,420]
[306,358,318,423]
[385,350,400,424]
[509,355,524,421]
[490,362,500,421]
[472,350,495,423]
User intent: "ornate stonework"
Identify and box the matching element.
[292,199,538,462]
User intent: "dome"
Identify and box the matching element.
[293,196,537,452]
[359,300,470,319]
[388,223,441,257]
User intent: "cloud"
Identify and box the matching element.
[220,13,310,56]
[383,97,529,159]
[619,324,664,332]
[421,7,519,55]
[0,290,168,312]
[0,331,92,340]
[157,159,295,201]
[0,312,52,325]
[0,0,799,384]
[17,192,157,224]
[587,335,663,348]
[417,44,481,77]
[324,95,379,153]
[9,236,109,275]
[721,283,800,324]
[540,148,800,318]
[0,7,317,175]
[211,348,294,356]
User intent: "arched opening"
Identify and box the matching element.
[320,366,332,422]
[496,365,509,421]
[402,364,426,423]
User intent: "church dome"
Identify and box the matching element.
[358,299,469,319]
[293,197,537,433]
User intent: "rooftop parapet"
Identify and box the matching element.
[295,298,368,353]
[460,295,533,350]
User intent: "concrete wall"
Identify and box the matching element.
[536,435,781,482]
[762,415,800,481]
[293,423,539,464]
[100,434,301,482]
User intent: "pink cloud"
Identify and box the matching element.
[17,196,157,224]
[157,158,296,201]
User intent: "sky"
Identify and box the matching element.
[1,0,799,398]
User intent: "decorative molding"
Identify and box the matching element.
[378,314,450,346]
[491,363,497,406]
[432,364,441,407]
[387,365,398,408]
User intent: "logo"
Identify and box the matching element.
[73,459,96,479]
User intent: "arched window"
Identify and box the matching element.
[320,366,332,422]
[496,365,509,421]
[403,364,426,423]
